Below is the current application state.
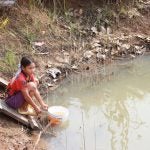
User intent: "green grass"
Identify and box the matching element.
[0,50,17,75]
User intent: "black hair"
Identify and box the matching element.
[21,57,32,68]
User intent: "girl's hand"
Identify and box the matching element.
[41,103,48,111]
[35,106,42,114]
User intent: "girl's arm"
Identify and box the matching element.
[21,88,41,113]
[34,88,48,110]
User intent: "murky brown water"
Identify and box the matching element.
[46,55,150,150]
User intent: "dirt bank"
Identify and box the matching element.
[0,1,149,149]
[0,113,47,150]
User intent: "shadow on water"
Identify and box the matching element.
[45,55,150,150]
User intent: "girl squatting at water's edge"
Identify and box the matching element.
[5,56,48,115]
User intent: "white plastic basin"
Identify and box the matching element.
[48,106,69,122]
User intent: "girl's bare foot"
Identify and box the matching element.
[20,102,28,112]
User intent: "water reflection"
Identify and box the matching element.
[103,99,129,150]
[46,55,150,150]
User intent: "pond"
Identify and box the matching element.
[45,55,150,150]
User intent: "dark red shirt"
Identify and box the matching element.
[7,71,35,96]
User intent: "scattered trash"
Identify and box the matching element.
[47,83,54,87]
[71,65,78,70]
[134,45,141,50]
[91,27,98,34]
[83,51,94,59]
[33,41,45,47]
[46,68,61,79]
[96,53,106,60]
[121,44,131,50]
[33,41,50,55]
[53,79,58,82]
[0,0,16,7]
[135,50,142,55]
